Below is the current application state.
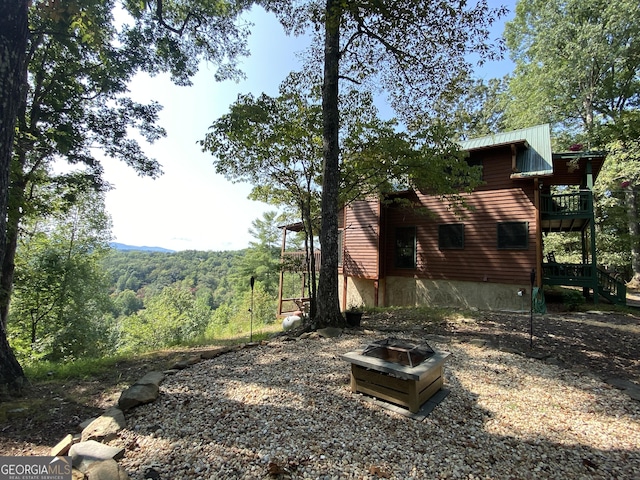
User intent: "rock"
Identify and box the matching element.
[317,327,342,338]
[200,346,231,359]
[69,440,125,472]
[80,417,98,430]
[169,356,200,369]
[118,383,160,411]
[85,459,130,480]
[605,377,640,401]
[50,433,74,456]
[81,407,126,442]
[170,360,191,370]
[136,371,165,387]
[117,371,165,411]
[469,338,488,348]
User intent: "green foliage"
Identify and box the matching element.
[504,0,640,137]
[504,0,640,281]
[432,76,510,141]
[229,212,286,296]
[8,191,115,362]
[104,249,242,307]
[23,354,126,381]
[206,282,277,339]
[120,285,212,351]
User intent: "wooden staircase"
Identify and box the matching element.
[597,267,627,306]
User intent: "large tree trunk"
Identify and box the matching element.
[315,0,345,328]
[624,183,640,288]
[0,155,27,327]
[0,0,28,391]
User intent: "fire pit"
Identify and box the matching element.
[342,338,449,413]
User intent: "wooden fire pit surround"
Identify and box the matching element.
[342,338,450,413]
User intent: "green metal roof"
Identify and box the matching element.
[460,124,554,177]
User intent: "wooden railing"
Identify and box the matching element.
[542,262,627,305]
[541,191,593,217]
[281,250,321,272]
[597,268,627,305]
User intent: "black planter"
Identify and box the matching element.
[345,311,362,327]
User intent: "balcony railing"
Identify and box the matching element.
[281,250,321,272]
[541,191,593,217]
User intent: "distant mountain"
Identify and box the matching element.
[109,242,175,253]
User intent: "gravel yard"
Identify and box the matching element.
[113,311,640,480]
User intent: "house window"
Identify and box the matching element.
[497,222,529,249]
[439,224,464,249]
[338,229,343,266]
[395,227,416,268]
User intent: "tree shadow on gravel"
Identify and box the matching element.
[115,342,640,480]
[363,308,640,384]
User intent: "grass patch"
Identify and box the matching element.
[23,321,284,382]
[23,354,135,382]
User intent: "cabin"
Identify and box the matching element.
[338,123,628,311]
[277,124,627,315]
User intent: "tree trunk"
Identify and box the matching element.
[0,0,28,391]
[316,0,345,328]
[624,183,640,287]
[303,197,317,320]
[0,157,27,327]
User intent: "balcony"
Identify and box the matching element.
[540,191,593,232]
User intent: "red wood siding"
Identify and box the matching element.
[341,147,540,286]
[470,145,517,191]
[383,186,537,285]
[343,200,380,279]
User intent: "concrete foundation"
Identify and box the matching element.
[342,275,532,312]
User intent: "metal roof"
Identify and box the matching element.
[460,124,553,176]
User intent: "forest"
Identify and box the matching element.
[7,207,292,364]
[0,0,639,391]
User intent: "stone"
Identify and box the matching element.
[81,407,126,442]
[80,417,98,430]
[605,377,640,401]
[69,440,125,472]
[200,346,231,359]
[118,383,160,411]
[136,371,165,387]
[169,356,200,370]
[50,433,74,456]
[317,327,342,338]
[85,459,130,480]
[170,360,191,370]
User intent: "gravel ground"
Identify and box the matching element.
[112,323,640,480]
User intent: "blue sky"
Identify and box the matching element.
[103,3,515,252]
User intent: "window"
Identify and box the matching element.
[439,224,464,249]
[338,229,343,266]
[497,222,529,249]
[395,227,416,268]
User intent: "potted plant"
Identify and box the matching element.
[345,304,364,327]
